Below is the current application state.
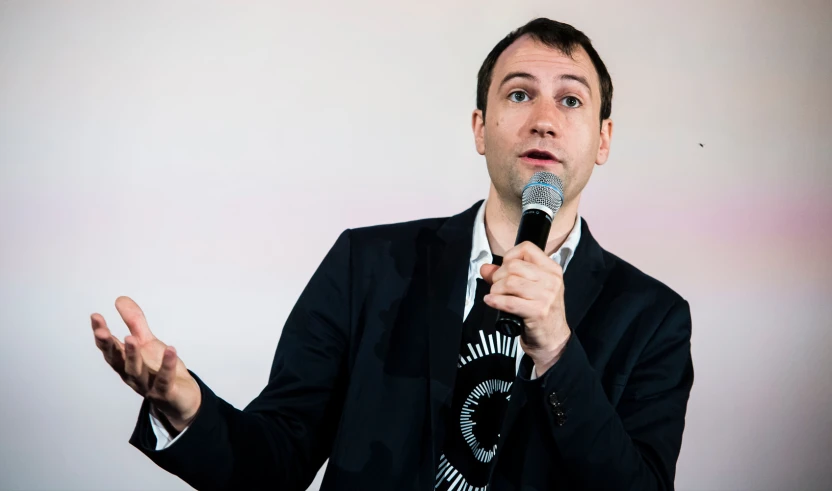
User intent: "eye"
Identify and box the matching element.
[562,96,582,108]
[509,90,530,103]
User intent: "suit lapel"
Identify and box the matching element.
[562,218,611,332]
[423,200,482,471]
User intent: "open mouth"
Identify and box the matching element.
[520,149,559,163]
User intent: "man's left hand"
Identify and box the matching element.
[480,241,571,377]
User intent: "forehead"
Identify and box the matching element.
[492,34,599,94]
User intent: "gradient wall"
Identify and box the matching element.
[1,1,830,489]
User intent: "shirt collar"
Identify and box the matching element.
[469,199,582,273]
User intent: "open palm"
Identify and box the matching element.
[91,296,201,431]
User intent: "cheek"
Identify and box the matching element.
[492,113,521,145]
[484,118,509,153]
[566,118,600,156]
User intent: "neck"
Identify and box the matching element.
[484,184,579,257]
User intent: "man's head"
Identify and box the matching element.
[472,18,614,213]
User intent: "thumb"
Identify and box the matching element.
[115,296,156,342]
[480,263,499,284]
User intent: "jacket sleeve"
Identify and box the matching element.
[538,299,694,490]
[128,229,354,491]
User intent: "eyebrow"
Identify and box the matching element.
[498,71,592,95]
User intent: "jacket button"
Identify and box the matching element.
[548,392,561,407]
[549,393,566,425]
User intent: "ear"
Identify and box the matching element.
[595,118,613,166]
[472,109,486,155]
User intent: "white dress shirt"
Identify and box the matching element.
[149,200,582,450]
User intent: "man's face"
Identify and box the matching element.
[473,35,613,207]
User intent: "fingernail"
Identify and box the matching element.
[125,343,134,352]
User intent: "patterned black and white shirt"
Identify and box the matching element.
[434,200,581,491]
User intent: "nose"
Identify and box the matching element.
[528,99,561,138]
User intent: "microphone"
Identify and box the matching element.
[494,171,564,338]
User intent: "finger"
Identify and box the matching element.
[489,275,539,301]
[107,335,127,377]
[115,296,156,342]
[503,241,561,271]
[91,314,112,352]
[483,293,533,317]
[151,346,178,399]
[491,258,545,284]
[92,314,127,370]
[123,335,142,379]
[480,264,500,284]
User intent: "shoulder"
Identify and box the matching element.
[601,249,688,316]
[586,248,694,358]
[324,215,453,269]
[349,215,449,244]
[343,200,482,250]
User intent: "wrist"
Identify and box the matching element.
[151,400,199,434]
[532,332,571,376]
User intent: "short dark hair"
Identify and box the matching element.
[476,18,613,125]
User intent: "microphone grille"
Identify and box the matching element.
[522,171,564,216]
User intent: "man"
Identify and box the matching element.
[91,18,693,490]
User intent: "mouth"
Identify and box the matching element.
[520,148,560,165]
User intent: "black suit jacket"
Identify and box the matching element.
[130,200,693,491]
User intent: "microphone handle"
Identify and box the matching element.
[495,208,553,337]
